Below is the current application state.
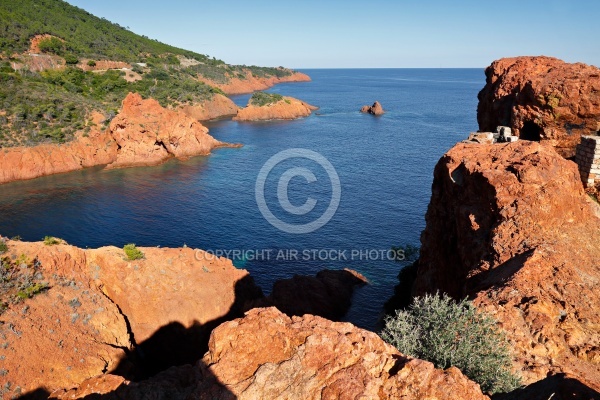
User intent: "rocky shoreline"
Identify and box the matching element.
[196,71,311,95]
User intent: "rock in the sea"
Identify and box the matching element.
[477,56,600,158]
[259,268,368,320]
[52,308,489,400]
[360,101,385,115]
[413,140,600,390]
[0,240,262,395]
[233,96,317,121]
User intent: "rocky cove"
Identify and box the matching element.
[1,56,600,399]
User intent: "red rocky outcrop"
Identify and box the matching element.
[0,239,261,396]
[477,56,600,158]
[51,308,489,400]
[233,96,317,122]
[413,141,600,390]
[0,93,237,184]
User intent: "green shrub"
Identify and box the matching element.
[37,37,64,55]
[43,236,62,246]
[123,244,144,260]
[17,282,47,300]
[381,293,521,394]
[0,240,7,254]
[64,54,79,65]
[87,60,97,67]
[249,91,283,107]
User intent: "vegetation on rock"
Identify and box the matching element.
[123,243,144,260]
[381,292,521,394]
[0,0,297,148]
[43,236,62,245]
[250,91,284,106]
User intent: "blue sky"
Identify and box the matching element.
[65,0,599,68]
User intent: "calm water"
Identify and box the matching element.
[0,69,482,330]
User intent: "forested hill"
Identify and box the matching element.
[0,0,210,62]
[0,0,297,148]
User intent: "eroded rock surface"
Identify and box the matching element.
[51,308,489,400]
[233,96,317,121]
[0,240,261,396]
[477,56,600,158]
[413,140,600,389]
[107,93,231,168]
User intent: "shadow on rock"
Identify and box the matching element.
[16,275,262,399]
[493,374,600,400]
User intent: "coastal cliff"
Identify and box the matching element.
[477,56,600,158]
[412,141,600,391]
[197,70,311,95]
[234,95,317,122]
[0,93,236,184]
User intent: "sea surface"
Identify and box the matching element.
[0,69,482,330]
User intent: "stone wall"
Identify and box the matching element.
[575,135,600,187]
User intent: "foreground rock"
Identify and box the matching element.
[413,141,600,390]
[233,96,318,122]
[477,56,600,158]
[180,93,239,121]
[0,93,237,184]
[197,70,311,95]
[0,239,261,396]
[360,101,385,115]
[52,308,489,400]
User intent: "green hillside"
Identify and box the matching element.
[0,0,295,147]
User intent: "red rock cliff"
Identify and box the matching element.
[413,141,600,389]
[0,93,236,184]
[477,56,600,158]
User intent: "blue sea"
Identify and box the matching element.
[0,69,482,330]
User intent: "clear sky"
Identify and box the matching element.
[64,0,599,68]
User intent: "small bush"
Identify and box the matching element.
[0,240,7,254]
[87,60,97,67]
[124,244,144,260]
[64,54,79,65]
[17,282,47,300]
[381,293,521,394]
[43,236,61,246]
